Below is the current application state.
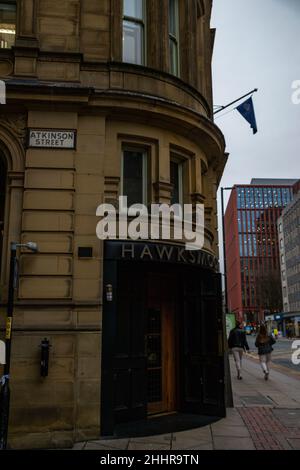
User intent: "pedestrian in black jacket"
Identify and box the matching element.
[228,321,250,380]
[255,324,276,380]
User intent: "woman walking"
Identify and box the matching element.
[255,324,276,380]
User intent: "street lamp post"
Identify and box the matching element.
[220,187,234,313]
[220,187,235,408]
[0,242,38,450]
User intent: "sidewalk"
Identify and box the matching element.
[70,356,300,451]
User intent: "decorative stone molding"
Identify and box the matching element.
[191,192,206,204]
[15,0,39,47]
[0,113,27,147]
[153,181,173,204]
[104,176,120,207]
[0,59,14,77]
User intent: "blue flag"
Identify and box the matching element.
[236,97,257,134]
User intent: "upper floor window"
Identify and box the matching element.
[123,0,146,65]
[169,0,180,76]
[170,159,183,205]
[122,148,148,206]
[0,1,16,49]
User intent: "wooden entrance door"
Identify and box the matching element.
[181,270,225,417]
[146,272,177,415]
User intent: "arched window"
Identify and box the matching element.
[0,152,7,296]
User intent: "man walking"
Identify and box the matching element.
[228,321,250,380]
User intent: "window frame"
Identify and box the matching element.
[170,156,183,206]
[0,0,17,50]
[122,0,146,66]
[168,0,180,76]
[121,146,148,206]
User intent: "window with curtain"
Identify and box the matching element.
[123,0,146,65]
[0,1,16,49]
[169,0,179,76]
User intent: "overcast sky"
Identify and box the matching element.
[212,0,300,194]
[211,0,300,269]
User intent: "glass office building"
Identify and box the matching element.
[225,179,298,322]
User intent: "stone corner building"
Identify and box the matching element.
[0,0,227,448]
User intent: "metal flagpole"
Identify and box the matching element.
[214,88,258,115]
[220,187,235,408]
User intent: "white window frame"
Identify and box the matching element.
[168,0,180,76]
[122,0,146,66]
[170,158,183,206]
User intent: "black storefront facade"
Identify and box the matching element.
[101,241,226,436]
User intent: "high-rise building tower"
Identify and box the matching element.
[225,179,298,323]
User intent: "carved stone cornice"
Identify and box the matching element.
[0,113,27,146]
[153,181,173,193]
[191,192,206,204]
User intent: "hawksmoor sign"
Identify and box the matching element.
[28,129,76,149]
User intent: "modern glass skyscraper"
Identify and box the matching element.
[225,179,298,322]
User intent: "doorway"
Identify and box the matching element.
[101,244,225,436]
[146,272,177,415]
[112,263,178,424]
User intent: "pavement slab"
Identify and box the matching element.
[84,439,129,450]
[127,442,170,450]
[287,438,300,450]
[212,436,255,450]
[211,423,251,437]
[69,355,300,451]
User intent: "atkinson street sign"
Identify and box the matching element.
[28,129,76,149]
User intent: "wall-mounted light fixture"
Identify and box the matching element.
[40,338,51,378]
[106,284,113,302]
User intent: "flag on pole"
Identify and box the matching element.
[236,97,257,134]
